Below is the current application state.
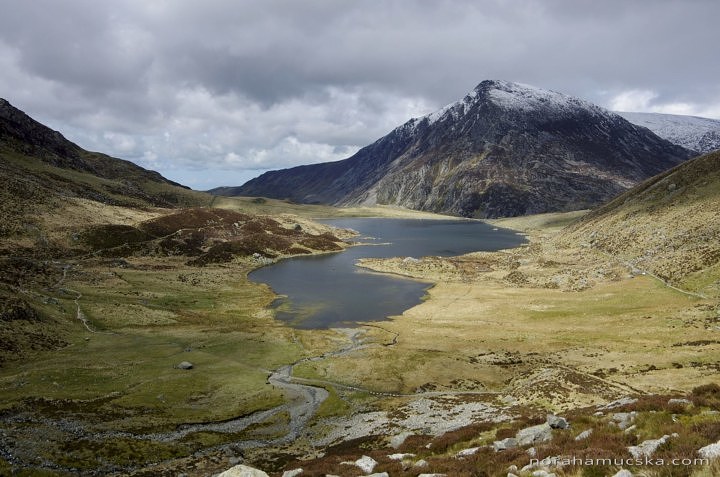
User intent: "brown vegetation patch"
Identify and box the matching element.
[138,208,251,237]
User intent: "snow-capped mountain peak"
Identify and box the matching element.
[617,111,720,154]
[413,80,613,130]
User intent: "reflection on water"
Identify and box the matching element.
[249,218,525,329]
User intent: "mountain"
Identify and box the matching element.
[617,111,720,154]
[0,98,207,237]
[559,149,720,295]
[214,80,693,218]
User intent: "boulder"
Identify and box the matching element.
[628,435,670,459]
[414,459,429,468]
[610,412,637,430]
[176,361,194,370]
[530,471,556,477]
[612,470,633,477]
[388,453,415,461]
[493,437,518,452]
[668,398,692,406]
[355,455,378,474]
[574,429,593,441]
[216,464,269,477]
[390,431,413,449]
[698,440,720,459]
[600,397,638,410]
[516,423,553,446]
[546,414,569,429]
[456,446,480,457]
[281,470,303,477]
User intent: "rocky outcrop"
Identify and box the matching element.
[219,80,692,218]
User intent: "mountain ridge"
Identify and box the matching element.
[617,110,720,154]
[215,80,693,218]
[0,98,208,237]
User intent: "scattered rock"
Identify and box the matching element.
[508,465,518,472]
[493,437,518,451]
[628,435,671,458]
[355,455,378,474]
[228,456,243,466]
[508,474,519,477]
[414,459,429,468]
[418,474,446,477]
[216,465,269,477]
[403,256,420,263]
[546,414,569,429]
[456,446,480,457]
[623,424,637,434]
[176,361,194,370]
[516,423,553,446]
[388,453,415,461]
[612,470,633,477]
[698,440,720,459]
[575,429,593,441]
[365,473,389,477]
[526,447,537,457]
[281,469,303,477]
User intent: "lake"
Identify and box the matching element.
[249,218,526,329]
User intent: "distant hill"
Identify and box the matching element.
[0,98,208,237]
[559,149,720,295]
[618,111,720,154]
[213,80,693,218]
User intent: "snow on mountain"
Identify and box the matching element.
[414,80,612,127]
[617,111,720,154]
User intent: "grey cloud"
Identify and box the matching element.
[0,0,719,188]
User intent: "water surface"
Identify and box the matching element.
[249,218,525,329]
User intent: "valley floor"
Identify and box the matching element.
[1,204,719,477]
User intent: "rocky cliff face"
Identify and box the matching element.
[218,80,693,218]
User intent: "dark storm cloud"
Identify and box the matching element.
[0,0,719,188]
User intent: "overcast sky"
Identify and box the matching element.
[1,0,719,189]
